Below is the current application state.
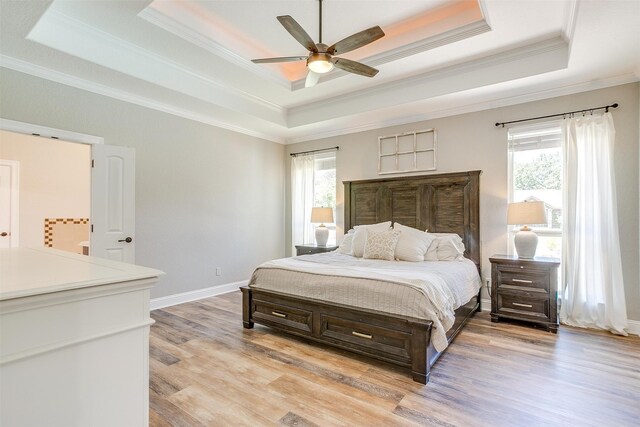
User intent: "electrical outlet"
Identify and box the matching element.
[216,267,221,276]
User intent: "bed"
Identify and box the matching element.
[241,170,481,384]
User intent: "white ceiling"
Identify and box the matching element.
[1,0,638,144]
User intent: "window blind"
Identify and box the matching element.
[508,121,562,151]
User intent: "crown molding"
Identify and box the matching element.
[138,5,291,91]
[27,9,286,124]
[0,55,285,144]
[287,35,569,127]
[564,0,580,56]
[285,72,639,144]
[0,118,104,144]
[3,55,635,148]
[291,20,492,91]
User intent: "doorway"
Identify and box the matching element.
[0,120,136,263]
[0,130,91,254]
[0,159,19,248]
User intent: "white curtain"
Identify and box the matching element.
[560,112,628,335]
[291,154,315,252]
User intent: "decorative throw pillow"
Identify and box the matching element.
[337,231,355,254]
[363,229,401,261]
[393,223,436,262]
[351,221,392,257]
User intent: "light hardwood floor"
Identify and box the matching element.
[149,291,640,427]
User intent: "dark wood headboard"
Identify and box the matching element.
[344,170,481,270]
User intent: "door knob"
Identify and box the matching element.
[118,237,133,243]
[0,232,8,237]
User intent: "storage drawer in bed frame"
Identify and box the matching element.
[241,286,480,384]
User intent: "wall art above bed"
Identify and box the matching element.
[378,128,437,175]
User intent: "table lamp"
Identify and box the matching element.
[507,201,547,258]
[311,207,333,246]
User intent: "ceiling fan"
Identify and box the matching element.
[252,0,385,88]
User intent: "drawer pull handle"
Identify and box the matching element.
[512,279,533,284]
[271,311,287,318]
[352,331,372,339]
[512,302,533,308]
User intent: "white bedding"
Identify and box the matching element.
[249,252,481,351]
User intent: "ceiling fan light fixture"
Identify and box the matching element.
[307,53,334,74]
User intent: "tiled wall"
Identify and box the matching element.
[44,218,90,255]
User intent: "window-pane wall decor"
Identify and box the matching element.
[378,129,436,174]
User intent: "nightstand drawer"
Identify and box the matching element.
[490,255,560,332]
[497,267,550,292]
[297,247,317,255]
[295,245,338,256]
[497,292,549,320]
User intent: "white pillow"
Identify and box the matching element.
[437,237,465,261]
[351,221,392,257]
[424,239,439,261]
[393,223,436,262]
[363,229,401,261]
[337,231,354,254]
[424,232,465,261]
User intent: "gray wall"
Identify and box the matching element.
[284,83,640,322]
[0,68,285,299]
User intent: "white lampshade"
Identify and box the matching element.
[311,207,334,224]
[507,201,547,226]
[507,201,547,259]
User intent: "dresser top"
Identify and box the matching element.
[0,247,164,301]
[489,254,560,265]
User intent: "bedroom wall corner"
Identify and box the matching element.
[0,67,286,300]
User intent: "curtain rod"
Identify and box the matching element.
[290,146,339,157]
[495,103,619,128]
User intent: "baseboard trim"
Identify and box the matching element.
[481,298,491,312]
[627,320,640,336]
[150,280,248,310]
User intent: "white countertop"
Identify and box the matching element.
[0,247,164,301]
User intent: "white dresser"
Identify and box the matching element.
[0,247,163,427]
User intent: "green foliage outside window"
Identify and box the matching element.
[514,152,561,190]
[314,169,336,209]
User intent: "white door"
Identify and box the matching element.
[0,160,19,248]
[91,145,135,263]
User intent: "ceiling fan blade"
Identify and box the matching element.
[305,71,320,88]
[251,56,307,64]
[277,15,318,53]
[331,57,379,77]
[327,26,385,55]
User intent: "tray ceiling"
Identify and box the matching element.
[1,0,638,143]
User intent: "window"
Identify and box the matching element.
[291,150,337,251]
[508,122,563,259]
[313,153,337,244]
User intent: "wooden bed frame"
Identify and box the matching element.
[242,170,481,384]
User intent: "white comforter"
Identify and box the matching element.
[249,252,481,351]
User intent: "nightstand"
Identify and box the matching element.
[489,255,560,333]
[295,244,338,256]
